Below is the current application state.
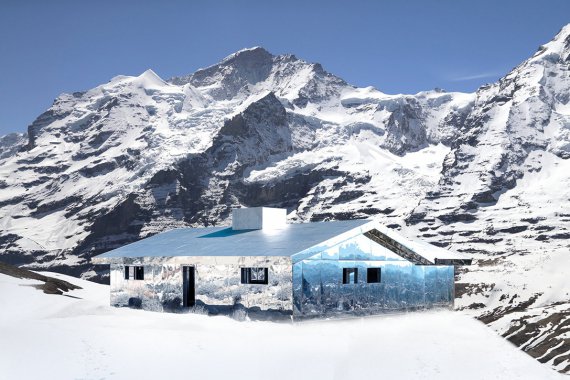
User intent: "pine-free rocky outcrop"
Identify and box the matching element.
[1,25,570,374]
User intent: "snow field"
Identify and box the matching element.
[0,272,562,380]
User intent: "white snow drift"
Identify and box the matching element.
[0,272,562,380]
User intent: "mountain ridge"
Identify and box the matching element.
[1,24,570,374]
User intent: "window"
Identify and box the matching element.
[367,268,381,283]
[241,267,268,284]
[342,268,358,284]
[124,265,144,280]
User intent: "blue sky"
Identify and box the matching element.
[1,0,569,136]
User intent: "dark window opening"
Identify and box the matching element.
[182,266,195,307]
[241,267,268,284]
[367,268,381,283]
[342,268,358,284]
[124,265,144,280]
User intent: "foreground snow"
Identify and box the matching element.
[0,273,562,380]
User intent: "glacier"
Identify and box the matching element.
[1,23,570,374]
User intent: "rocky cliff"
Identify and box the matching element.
[1,25,569,374]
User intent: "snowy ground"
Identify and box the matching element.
[0,272,563,380]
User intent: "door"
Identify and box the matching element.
[182,266,195,307]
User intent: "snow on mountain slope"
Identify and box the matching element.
[1,24,570,374]
[403,25,570,374]
[0,272,562,380]
[0,46,468,275]
[0,132,27,160]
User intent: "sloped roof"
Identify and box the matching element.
[92,218,471,265]
[92,219,371,261]
[362,225,471,265]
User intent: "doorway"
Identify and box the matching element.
[182,266,195,307]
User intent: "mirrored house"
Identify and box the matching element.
[92,207,471,319]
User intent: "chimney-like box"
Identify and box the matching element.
[232,207,287,230]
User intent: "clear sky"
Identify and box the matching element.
[1,0,569,136]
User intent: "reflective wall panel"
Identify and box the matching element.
[292,233,455,318]
[109,256,292,317]
[105,234,455,320]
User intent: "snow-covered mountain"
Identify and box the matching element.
[0,46,474,273]
[1,25,569,374]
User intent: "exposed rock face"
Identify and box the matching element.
[0,133,27,160]
[1,26,570,374]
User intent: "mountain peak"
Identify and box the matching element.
[168,47,275,90]
[220,46,273,64]
[135,69,166,87]
[200,46,274,76]
[1,27,570,376]
[531,23,570,63]
[139,68,160,78]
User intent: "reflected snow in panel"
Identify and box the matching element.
[292,233,455,318]
[110,256,293,316]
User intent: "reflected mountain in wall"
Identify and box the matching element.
[1,25,570,374]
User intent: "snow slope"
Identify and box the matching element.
[0,48,470,271]
[0,272,562,380]
[0,23,570,375]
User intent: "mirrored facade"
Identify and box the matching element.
[291,234,455,318]
[108,256,293,317]
[93,208,469,320]
[102,231,455,319]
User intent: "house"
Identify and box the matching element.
[92,207,471,319]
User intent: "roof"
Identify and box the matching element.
[365,224,472,264]
[92,218,471,266]
[93,219,371,261]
